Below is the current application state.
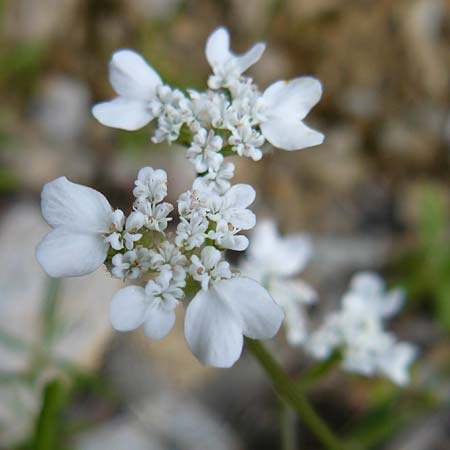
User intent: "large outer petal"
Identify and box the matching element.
[41,177,112,233]
[205,27,231,68]
[263,77,322,121]
[92,97,153,131]
[260,117,324,151]
[142,305,176,340]
[109,49,162,99]
[110,286,147,331]
[36,228,108,277]
[184,287,243,368]
[235,43,266,73]
[215,278,284,339]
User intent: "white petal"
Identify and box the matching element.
[92,97,153,131]
[143,305,176,340]
[382,288,405,318]
[109,49,162,99]
[110,286,147,331]
[224,235,249,251]
[215,277,284,340]
[235,42,266,73]
[260,117,324,151]
[226,184,256,209]
[41,177,112,232]
[263,77,322,121]
[205,27,231,68]
[36,228,108,277]
[226,209,255,230]
[185,287,243,368]
[277,234,313,276]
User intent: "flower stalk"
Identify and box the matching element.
[245,338,348,450]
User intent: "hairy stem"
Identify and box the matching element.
[245,338,350,450]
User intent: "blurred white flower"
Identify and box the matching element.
[306,272,417,386]
[185,277,284,367]
[187,128,224,173]
[259,78,324,151]
[133,167,168,204]
[92,49,162,130]
[205,27,266,89]
[241,219,316,346]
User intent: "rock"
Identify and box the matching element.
[125,0,182,21]
[0,203,120,445]
[3,0,81,42]
[76,418,165,450]
[29,75,91,144]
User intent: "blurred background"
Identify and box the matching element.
[0,0,449,449]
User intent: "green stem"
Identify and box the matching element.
[280,399,297,450]
[245,338,348,450]
[297,351,342,390]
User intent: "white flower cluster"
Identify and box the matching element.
[36,169,283,368]
[306,272,417,386]
[240,220,317,346]
[92,26,324,194]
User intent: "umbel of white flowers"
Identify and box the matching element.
[36,26,325,368]
[305,272,417,386]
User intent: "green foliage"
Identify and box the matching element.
[396,184,450,330]
[0,43,48,96]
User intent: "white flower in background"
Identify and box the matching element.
[188,246,232,291]
[36,177,117,277]
[150,241,187,272]
[205,26,266,89]
[241,219,316,345]
[187,128,224,173]
[92,50,162,130]
[110,268,185,339]
[185,277,284,367]
[306,272,417,386]
[259,77,324,151]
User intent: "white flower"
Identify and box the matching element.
[228,120,265,161]
[111,250,141,280]
[306,272,417,386]
[184,277,284,367]
[135,199,174,232]
[175,215,209,250]
[104,209,126,250]
[123,211,145,250]
[259,77,324,151]
[377,341,417,386]
[187,128,224,173]
[206,27,266,89]
[133,167,168,204]
[208,219,249,251]
[193,161,235,194]
[36,177,115,277]
[343,272,405,320]
[241,219,316,345]
[189,246,232,291]
[150,241,187,271]
[206,184,256,230]
[92,49,162,130]
[110,268,185,339]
